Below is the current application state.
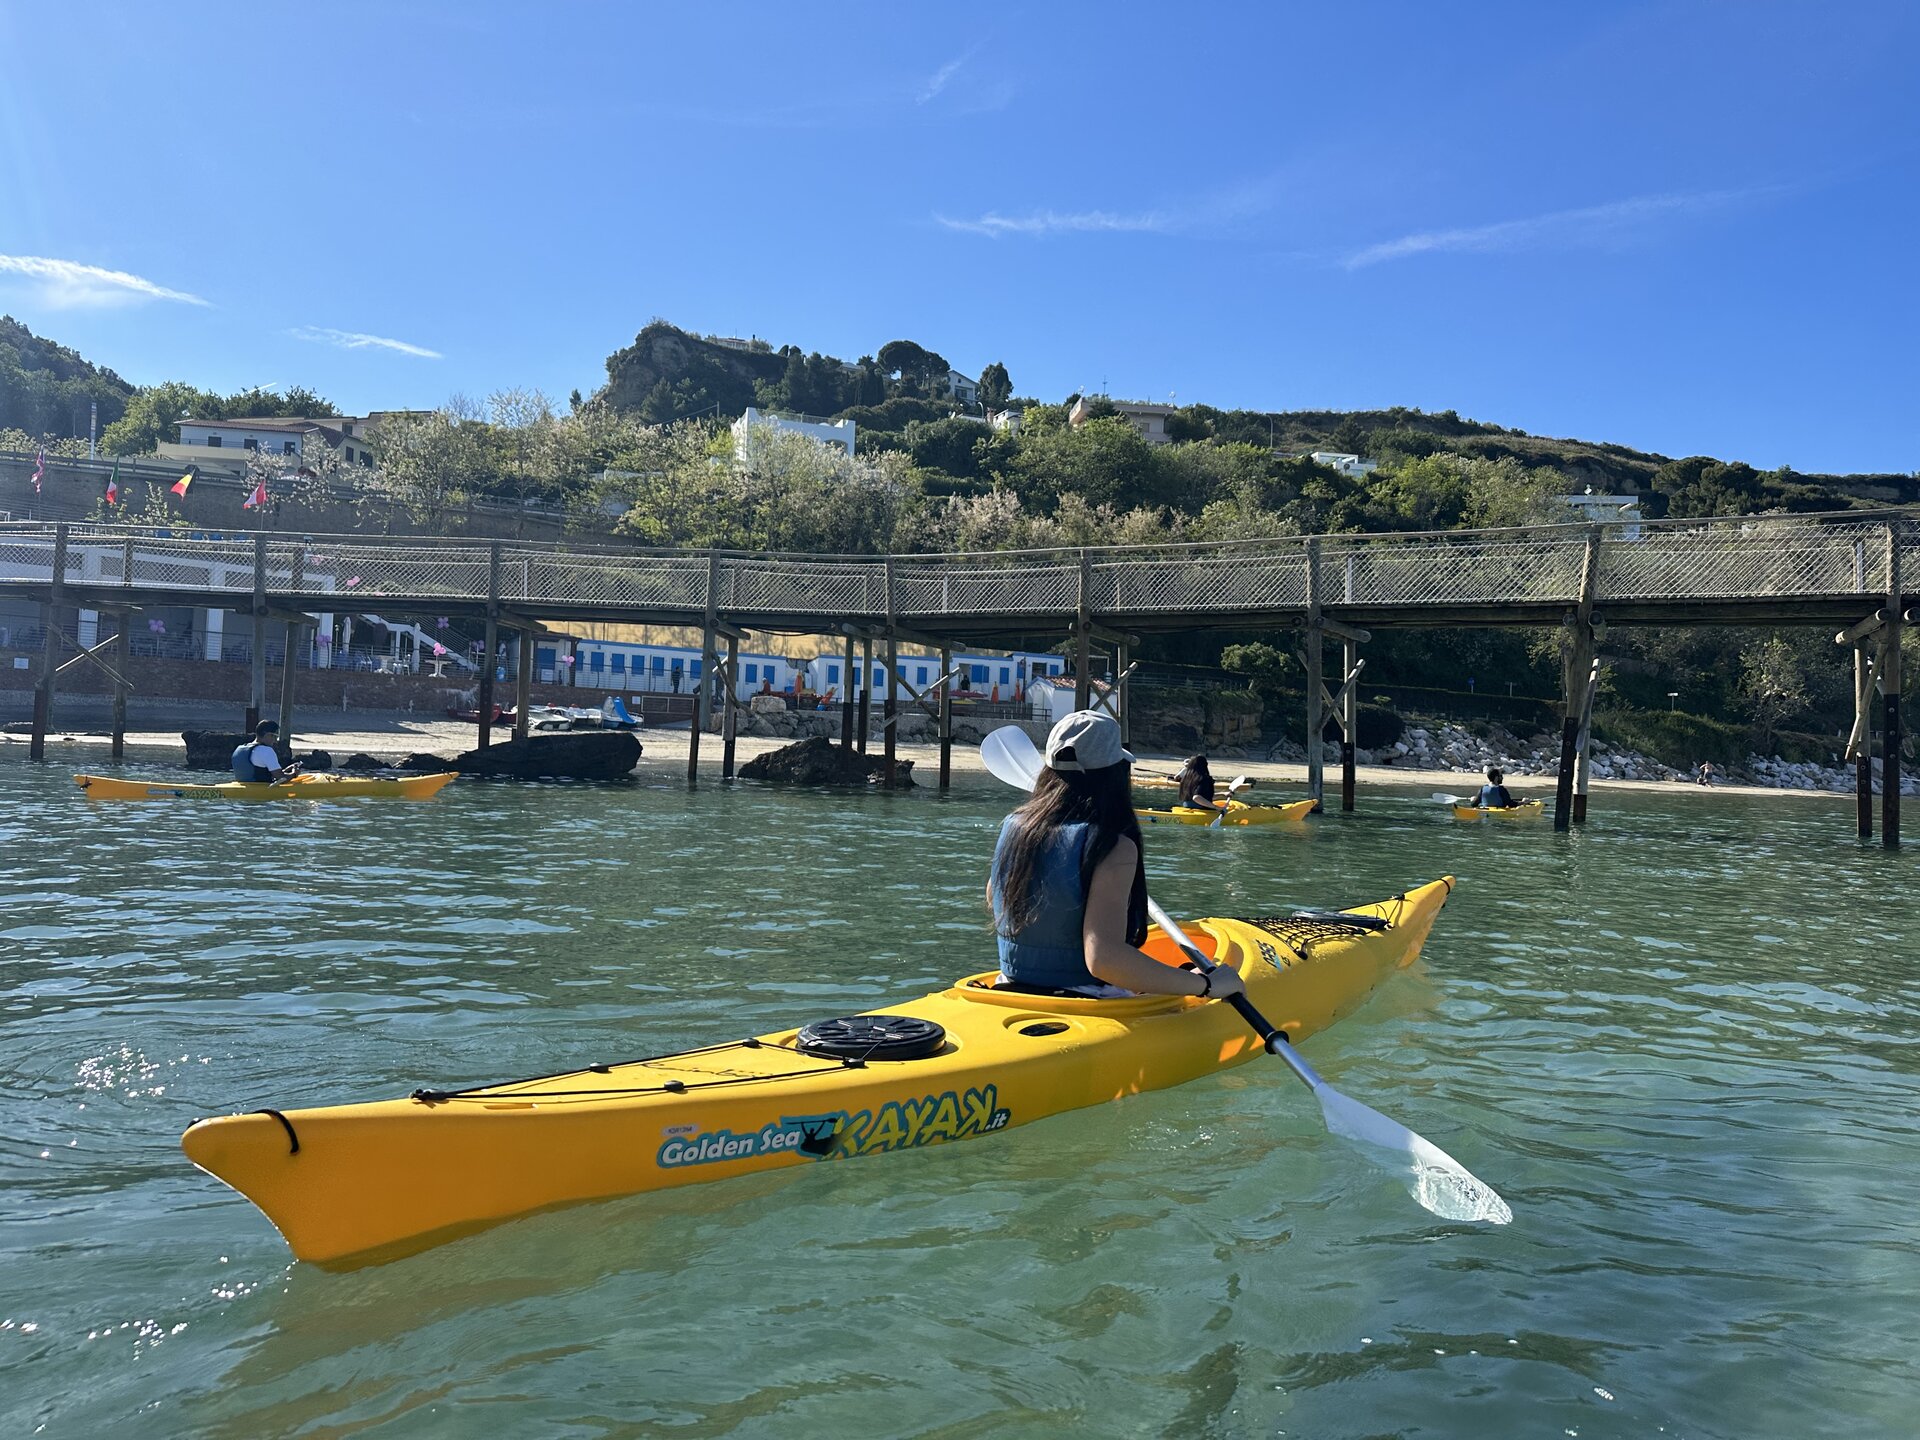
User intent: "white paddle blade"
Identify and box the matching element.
[1432,792,1468,806]
[1315,1085,1512,1224]
[981,726,1044,792]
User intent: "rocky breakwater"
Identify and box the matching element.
[1744,753,1918,796]
[450,731,642,781]
[737,736,914,787]
[1270,722,1684,784]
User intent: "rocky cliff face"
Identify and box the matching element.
[599,323,784,418]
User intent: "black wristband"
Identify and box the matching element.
[1198,971,1212,999]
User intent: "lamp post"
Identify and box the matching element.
[1667,691,1679,711]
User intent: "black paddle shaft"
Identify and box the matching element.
[1225,993,1289,1054]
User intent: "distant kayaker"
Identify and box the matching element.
[1175,754,1221,811]
[1475,766,1516,810]
[989,710,1245,1002]
[230,721,298,783]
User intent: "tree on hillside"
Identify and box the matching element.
[877,340,950,390]
[99,382,220,455]
[977,361,1012,410]
[1005,414,1166,512]
[365,407,485,531]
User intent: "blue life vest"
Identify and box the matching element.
[1477,783,1515,809]
[992,817,1100,990]
[232,742,271,782]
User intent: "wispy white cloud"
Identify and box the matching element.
[289,325,442,359]
[0,254,209,308]
[920,46,979,104]
[1341,189,1762,269]
[935,208,1170,239]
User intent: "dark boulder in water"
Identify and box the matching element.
[451,730,642,781]
[738,736,914,788]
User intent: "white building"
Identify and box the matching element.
[1309,451,1379,479]
[731,407,856,457]
[1069,397,1177,446]
[1560,492,1645,539]
[945,369,980,406]
[988,408,1022,435]
[160,416,381,473]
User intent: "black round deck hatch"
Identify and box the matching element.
[796,1015,946,1062]
[1018,1021,1069,1037]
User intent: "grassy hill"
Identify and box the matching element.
[0,315,136,444]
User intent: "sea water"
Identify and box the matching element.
[3,755,1917,1438]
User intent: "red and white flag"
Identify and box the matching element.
[243,480,268,510]
[105,460,119,506]
[31,449,45,494]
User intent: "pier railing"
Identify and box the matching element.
[0,510,1910,624]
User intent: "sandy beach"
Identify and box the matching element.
[2,693,1855,802]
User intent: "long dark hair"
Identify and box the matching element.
[995,763,1145,937]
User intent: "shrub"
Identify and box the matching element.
[1594,709,1745,769]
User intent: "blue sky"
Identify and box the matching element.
[2,2,1916,473]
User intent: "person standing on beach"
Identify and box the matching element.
[1696,761,1716,786]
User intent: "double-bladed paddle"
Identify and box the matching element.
[981,725,1511,1225]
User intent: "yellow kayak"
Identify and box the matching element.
[182,877,1454,1265]
[75,772,458,801]
[1136,797,1316,826]
[1451,799,1544,821]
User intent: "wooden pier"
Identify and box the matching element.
[2,511,1913,842]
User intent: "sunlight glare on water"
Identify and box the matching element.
[3,754,1919,1438]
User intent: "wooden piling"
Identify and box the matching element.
[938,645,953,792]
[1884,522,1904,849]
[1304,537,1324,810]
[480,544,501,749]
[1855,645,1874,839]
[857,636,872,753]
[840,633,856,748]
[1340,636,1357,812]
[514,629,533,741]
[689,555,718,785]
[246,534,267,734]
[29,522,69,761]
[1075,550,1093,712]
[278,622,300,751]
[721,632,740,780]
[1555,528,1601,833]
[110,610,129,760]
[1572,660,1600,823]
[884,629,898,788]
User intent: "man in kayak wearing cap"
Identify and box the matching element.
[989,709,1245,1001]
[230,721,300,784]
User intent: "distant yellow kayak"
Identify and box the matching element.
[1451,799,1544,821]
[74,772,458,801]
[1136,797,1315,826]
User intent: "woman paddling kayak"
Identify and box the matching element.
[990,710,1246,1003]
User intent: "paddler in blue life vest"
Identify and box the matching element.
[1474,766,1516,810]
[989,710,1245,1001]
[230,721,299,783]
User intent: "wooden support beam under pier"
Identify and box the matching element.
[29,522,69,761]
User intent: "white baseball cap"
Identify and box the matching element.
[1044,709,1134,772]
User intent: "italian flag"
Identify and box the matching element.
[105,461,119,506]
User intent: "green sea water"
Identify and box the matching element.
[2,754,1917,1438]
